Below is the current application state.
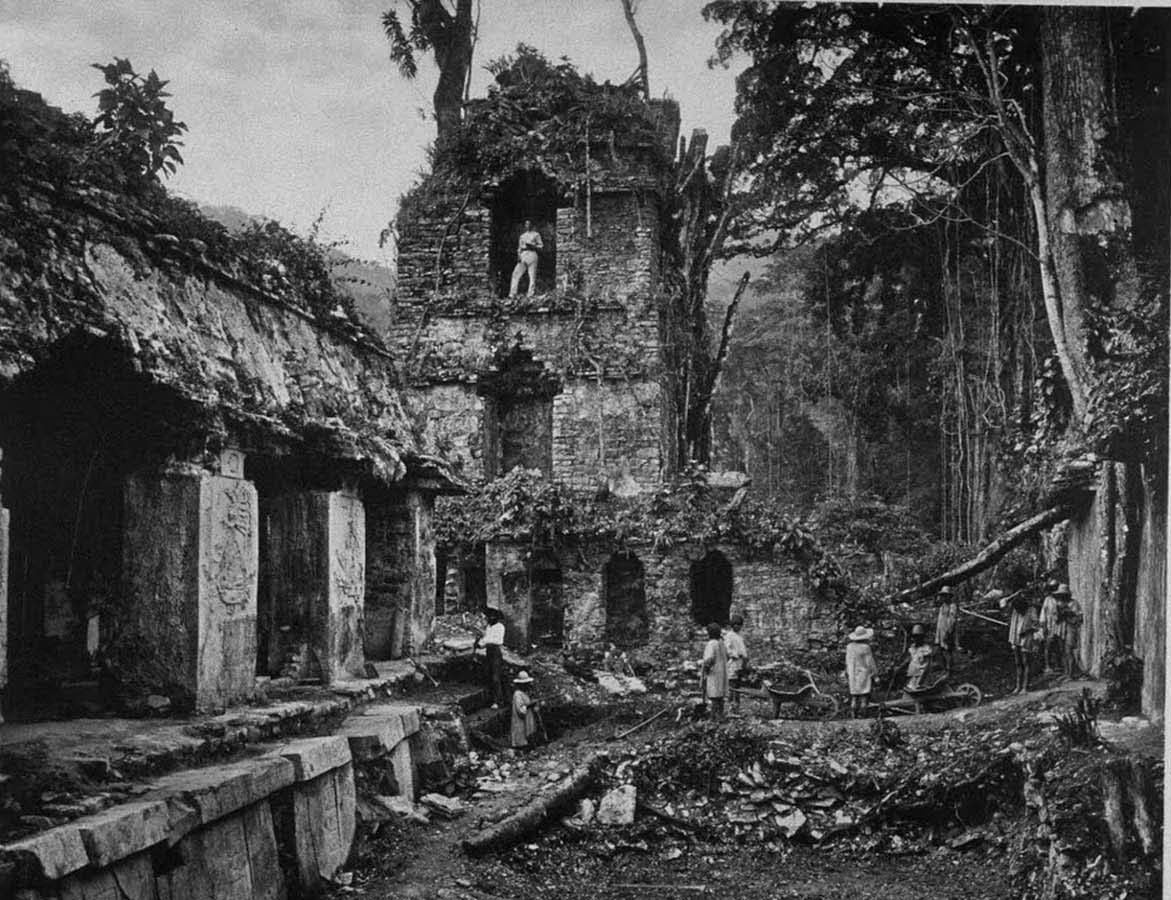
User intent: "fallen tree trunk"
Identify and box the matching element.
[892,505,1072,603]
[462,752,609,855]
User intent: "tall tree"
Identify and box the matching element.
[619,0,651,97]
[383,0,475,138]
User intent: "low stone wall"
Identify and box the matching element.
[1,705,424,899]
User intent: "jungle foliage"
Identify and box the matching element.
[0,61,357,325]
[706,3,1168,544]
[415,44,663,194]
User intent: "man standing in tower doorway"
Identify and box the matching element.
[509,219,543,297]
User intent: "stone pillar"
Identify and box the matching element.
[0,475,8,718]
[264,488,366,683]
[121,454,258,711]
[485,541,531,652]
[364,489,436,659]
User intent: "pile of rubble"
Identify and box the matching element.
[581,720,1033,848]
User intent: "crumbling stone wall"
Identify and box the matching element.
[0,187,454,713]
[483,540,837,661]
[394,176,668,492]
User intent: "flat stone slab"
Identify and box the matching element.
[75,799,170,868]
[337,704,422,761]
[1,823,89,881]
[147,755,296,832]
[272,735,352,782]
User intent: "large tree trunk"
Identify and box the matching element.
[1040,6,1140,425]
[429,0,474,138]
[1039,8,1152,684]
[893,504,1073,603]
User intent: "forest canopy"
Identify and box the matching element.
[706,2,1168,545]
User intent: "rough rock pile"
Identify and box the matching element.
[609,721,1028,846]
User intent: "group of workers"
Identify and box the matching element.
[472,607,542,750]
[843,581,1084,714]
[699,615,750,719]
[475,577,1084,736]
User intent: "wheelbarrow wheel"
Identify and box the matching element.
[955,683,982,708]
[808,693,839,720]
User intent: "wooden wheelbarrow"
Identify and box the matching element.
[736,669,840,720]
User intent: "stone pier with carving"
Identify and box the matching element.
[0,114,461,720]
[121,455,260,712]
[262,487,367,683]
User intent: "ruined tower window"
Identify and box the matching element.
[489,170,558,297]
[478,347,560,479]
[689,550,733,626]
[604,551,648,646]
[529,551,564,647]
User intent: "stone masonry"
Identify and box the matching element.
[393,117,674,494]
[485,539,838,659]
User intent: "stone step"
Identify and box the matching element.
[0,734,360,898]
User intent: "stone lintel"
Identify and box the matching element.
[273,735,352,782]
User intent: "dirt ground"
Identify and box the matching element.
[332,676,1147,900]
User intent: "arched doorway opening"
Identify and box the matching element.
[689,550,732,626]
[529,551,564,648]
[604,551,648,646]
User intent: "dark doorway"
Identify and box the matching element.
[689,550,733,626]
[479,347,560,479]
[0,338,193,718]
[529,552,564,647]
[489,170,559,297]
[604,552,648,646]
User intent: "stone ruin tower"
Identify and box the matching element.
[390,98,683,494]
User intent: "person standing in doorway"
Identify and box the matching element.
[474,607,506,708]
[723,614,749,714]
[700,622,729,721]
[509,219,543,298]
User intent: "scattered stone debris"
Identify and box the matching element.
[594,672,647,697]
[421,793,469,819]
[597,785,637,825]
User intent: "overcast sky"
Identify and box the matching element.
[3,1,741,264]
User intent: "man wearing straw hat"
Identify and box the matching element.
[510,670,541,749]
[845,625,877,718]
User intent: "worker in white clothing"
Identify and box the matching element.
[509,219,543,298]
[473,607,507,708]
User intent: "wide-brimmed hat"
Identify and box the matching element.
[936,585,955,596]
[513,670,534,684]
[909,623,927,638]
[1054,584,1071,597]
[848,626,874,642]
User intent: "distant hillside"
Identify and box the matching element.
[200,204,396,337]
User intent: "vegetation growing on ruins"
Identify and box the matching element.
[0,61,359,327]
